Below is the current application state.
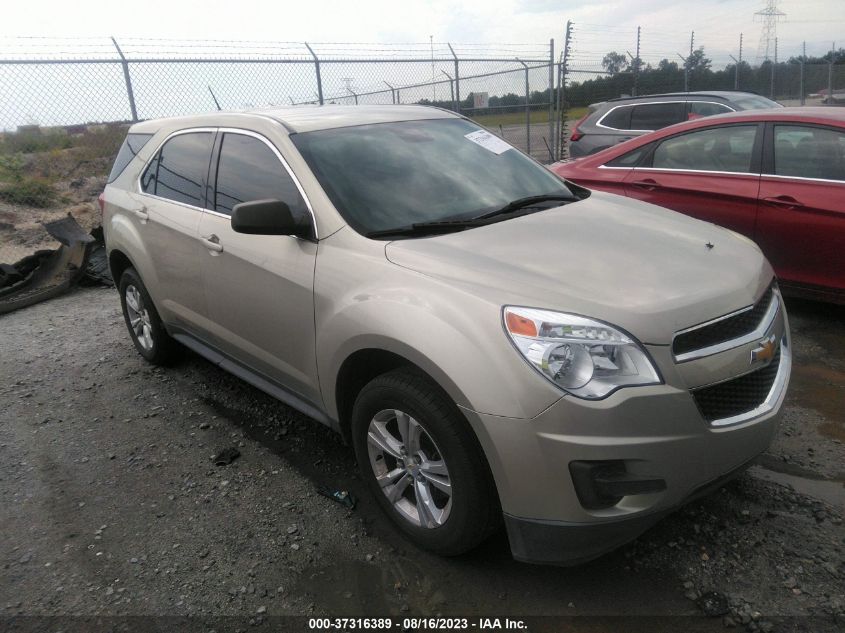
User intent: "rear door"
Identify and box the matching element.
[756,122,845,293]
[196,129,321,404]
[621,123,763,238]
[137,129,214,332]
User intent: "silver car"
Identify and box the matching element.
[568,91,781,158]
[103,105,790,565]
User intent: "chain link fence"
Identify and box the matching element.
[1,31,843,265]
[557,23,845,156]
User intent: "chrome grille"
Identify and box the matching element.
[673,285,775,361]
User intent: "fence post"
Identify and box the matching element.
[384,81,395,104]
[111,37,138,122]
[547,39,554,161]
[633,26,641,97]
[304,42,324,105]
[517,59,530,156]
[556,21,572,160]
[770,37,777,99]
[828,42,835,105]
[448,43,460,113]
[800,41,806,105]
[442,70,456,111]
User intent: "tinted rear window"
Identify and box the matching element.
[630,103,686,130]
[108,133,153,183]
[600,106,632,130]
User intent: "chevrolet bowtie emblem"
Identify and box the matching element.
[751,335,777,364]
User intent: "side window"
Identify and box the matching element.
[652,125,757,173]
[630,102,686,130]
[773,125,845,182]
[141,132,213,206]
[689,102,733,118]
[599,105,632,130]
[214,133,307,216]
[604,143,652,168]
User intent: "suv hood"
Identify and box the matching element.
[384,191,772,345]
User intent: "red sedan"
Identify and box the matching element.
[551,107,845,303]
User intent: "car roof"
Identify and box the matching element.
[130,104,459,135]
[679,106,845,124]
[604,91,762,104]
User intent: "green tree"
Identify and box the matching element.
[602,51,628,75]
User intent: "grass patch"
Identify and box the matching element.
[0,177,58,208]
[469,106,589,129]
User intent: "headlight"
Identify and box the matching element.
[503,306,661,399]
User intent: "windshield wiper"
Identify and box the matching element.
[366,219,480,239]
[365,194,578,240]
[473,194,577,221]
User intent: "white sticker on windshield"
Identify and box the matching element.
[464,130,513,155]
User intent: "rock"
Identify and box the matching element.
[697,591,730,617]
[256,606,266,614]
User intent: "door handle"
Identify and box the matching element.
[630,178,659,191]
[132,207,148,222]
[761,195,804,209]
[200,234,224,252]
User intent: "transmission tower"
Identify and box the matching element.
[755,0,786,63]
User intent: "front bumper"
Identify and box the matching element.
[462,303,790,565]
[504,455,757,565]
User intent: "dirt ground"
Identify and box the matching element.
[0,287,843,631]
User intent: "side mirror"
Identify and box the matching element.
[230,199,312,239]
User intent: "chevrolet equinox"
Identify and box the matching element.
[103,105,790,565]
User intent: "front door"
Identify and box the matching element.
[622,123,762,239]
[196,130,320,404]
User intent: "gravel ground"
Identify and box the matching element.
[0,287,843,631]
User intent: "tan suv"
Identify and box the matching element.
[103,105,790,565]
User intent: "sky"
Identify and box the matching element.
[1,0,842,62]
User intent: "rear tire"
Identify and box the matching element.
[351,367,499,555]
[118,267,178,365]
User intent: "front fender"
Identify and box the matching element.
[314,235,563,422]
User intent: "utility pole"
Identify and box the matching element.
[738,33,743,88]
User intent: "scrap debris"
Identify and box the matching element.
[0,215,111,315]
[316,485,357,510]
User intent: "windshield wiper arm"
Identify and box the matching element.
[366,219,478,239]
[473,194,577,221]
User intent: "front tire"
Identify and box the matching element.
[351,368,498,555]
[118,267,178,365]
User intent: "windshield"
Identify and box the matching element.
[732,94,782,110]
[291,118,572,235]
